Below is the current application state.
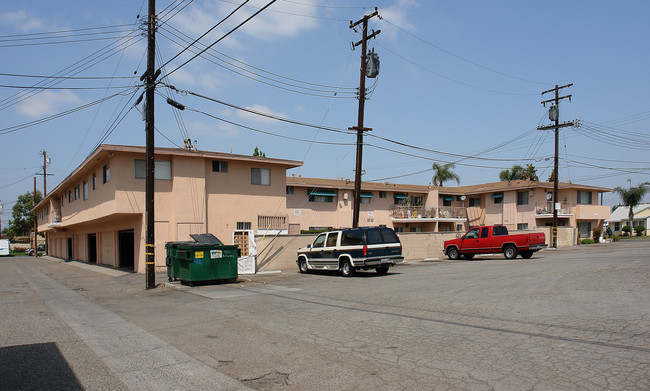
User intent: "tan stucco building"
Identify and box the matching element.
[287,177,611,239]
[34,145,301,273]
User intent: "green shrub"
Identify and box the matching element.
[634,225,646,236]
[592,228,602,242]
[612,235,620,242]
[621,225,631,236]
[581,238,594,244]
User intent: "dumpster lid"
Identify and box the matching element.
[190,233,223,245]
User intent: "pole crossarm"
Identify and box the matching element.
[537,121,575,131]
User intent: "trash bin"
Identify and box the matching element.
[165,234,239,285]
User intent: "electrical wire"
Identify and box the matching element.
[164,0,279,79]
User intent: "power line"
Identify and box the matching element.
[163,0,279,78]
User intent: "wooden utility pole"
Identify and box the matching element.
[144,0,157,289]
[33,177,38,257]
[538,83,573,249]
[349,8,380,228]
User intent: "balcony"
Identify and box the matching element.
[390,205,467,221]
[48,210,62,228]
[535,202,574,217]
[257,215,288,235]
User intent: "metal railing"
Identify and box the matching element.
[389,205,467,219]
[258,215,287,230]
[535,202,574,215]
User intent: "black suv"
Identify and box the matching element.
[297,227,403,277]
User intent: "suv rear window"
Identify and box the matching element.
[341,230,364,246]
[366,229,383,245]
[379,228,400,243]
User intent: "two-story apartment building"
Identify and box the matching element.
[34,145,301,273]
[286,177,611,238]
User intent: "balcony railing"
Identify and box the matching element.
[389,205,467,220]
[535,202,574,216]
[49,210,62,224]
[258,215,287,230]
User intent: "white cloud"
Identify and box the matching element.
[1,10,47,32]
[15,90,82,118]
[236,104,286,124]
[379,0,420,40]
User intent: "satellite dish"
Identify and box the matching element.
[545,193,553,200]
[460,195,466,201]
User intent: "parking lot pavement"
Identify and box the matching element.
[3,240,650,390]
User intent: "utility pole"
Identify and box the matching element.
[538,83,573,249]
[33,177,38,257]
[349,8,380,228]
[143,0,157,289]
[39,150,52,255]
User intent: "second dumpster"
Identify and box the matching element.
[165,234,239,285]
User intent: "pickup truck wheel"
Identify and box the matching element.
[341,260,355,277]
[521,251,533,259]
[298,259,309,273]
[463,254,475,260]
[376,265,389,275]
[504,246,518,259]
[447,247,460,260]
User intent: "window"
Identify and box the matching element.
[308,189,336,203]
[614,222,620,231]
[480,227,489,238]
[92,173,96,190]
[360,197,371,204]
[517,223,529,230]
[443,198,452,207]
[456,224,464,231]
[83,180,88,200]
[393,193,408,205]
[74,185,80,200]
[102,165,110,183]
[68,190,72,203]
[379,191,387,198]
[577,221,592,238]
[236,222,252,230]
[492,192,503,204]
[411,196,423,206]
[342,230,364,246]
[469,198,480,207]
[494,196,503,204]
[366,229,384,245]
[312,234,326,248]
[577,191,592,205]
[286,186,294,194]
[212,160,228,173]
[465,228,479,239]
[493,226,509,236]
[251,168,270,186]
[134,159,172,180]
[326,232,338,247]
[517,191,529,205]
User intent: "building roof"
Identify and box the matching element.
[605,203,650,222]
[287,177,612,196]
[35,144,303,210]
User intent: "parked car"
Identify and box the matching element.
[443,225,547,260]
[26,244,45,256]
[297,227,404,276]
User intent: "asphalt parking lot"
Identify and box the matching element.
[2,239,649,390]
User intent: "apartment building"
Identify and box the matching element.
[34,145,301,273]
[287,177,611,238]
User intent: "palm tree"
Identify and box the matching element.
[499,165,524,181]
[614,181,650,225]
[432,163,460,186]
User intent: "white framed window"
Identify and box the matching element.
[251,168,270,186]
[102,165,110,183]
[237,222,252,230]
[83,180,89,200]
[577,191,592,205]
[517,223,528,230]
[212,160,228,173]
[517,191,529,205]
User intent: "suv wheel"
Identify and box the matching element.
[376,265,389,275]
[298,259,308,273]
[340,260,354,277]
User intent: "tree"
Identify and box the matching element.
[432,163,460,186]
[614,181,650,226]
[499,165,524,181]
[6,190,43,238]
[547,169,556,183]
[522,164,539,181]
[253,146,266,157]
[499,164,538,182]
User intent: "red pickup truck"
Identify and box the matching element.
[443,225,547,260]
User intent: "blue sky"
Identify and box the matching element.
[1,0,649,230]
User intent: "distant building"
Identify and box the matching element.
[287,177,611,239]
[605,203,650,235]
